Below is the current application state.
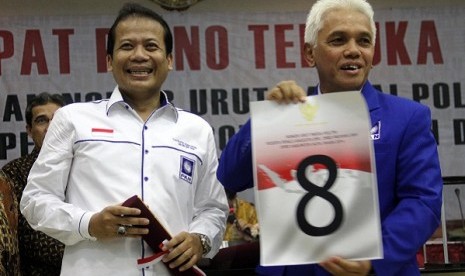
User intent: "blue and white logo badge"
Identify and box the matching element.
[179,156,195,184]
[370,121,381,140]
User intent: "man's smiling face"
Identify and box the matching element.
[107,16,173,99]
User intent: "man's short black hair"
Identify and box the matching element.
[106,2,173,57]
[25,92,65,127]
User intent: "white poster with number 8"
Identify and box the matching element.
[251,91,383,266]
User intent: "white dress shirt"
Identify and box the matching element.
[20,87,228,276]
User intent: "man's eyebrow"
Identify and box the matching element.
[328,31,345,37]
[359,31,373,38]
[328,30,372,36]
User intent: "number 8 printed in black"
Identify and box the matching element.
[296,155,343,236]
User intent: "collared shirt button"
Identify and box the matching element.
[144,126,148,130]
[145,149,149,154]
[144,176,149,181]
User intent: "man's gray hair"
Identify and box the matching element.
[304,0,376,46]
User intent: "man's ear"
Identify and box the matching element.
[303,43,316,68]
[26,125,32,138]
[106,55,113,72]
[167,53,174,71]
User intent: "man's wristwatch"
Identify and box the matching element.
[194,233,211,255]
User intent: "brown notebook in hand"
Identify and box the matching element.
[122,195,205,276]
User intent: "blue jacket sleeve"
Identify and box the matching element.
[217,120,254,192]
[371,103,443,275]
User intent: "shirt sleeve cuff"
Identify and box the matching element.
[78,211,97,241]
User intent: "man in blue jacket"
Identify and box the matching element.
[217,0,443,275]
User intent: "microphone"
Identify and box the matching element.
[455,188,465,231]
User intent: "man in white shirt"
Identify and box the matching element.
[20,3,228,276]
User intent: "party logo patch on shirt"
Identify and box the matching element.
[179,156,195,184]
[91,127,114,138]
[370,121,381,140]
